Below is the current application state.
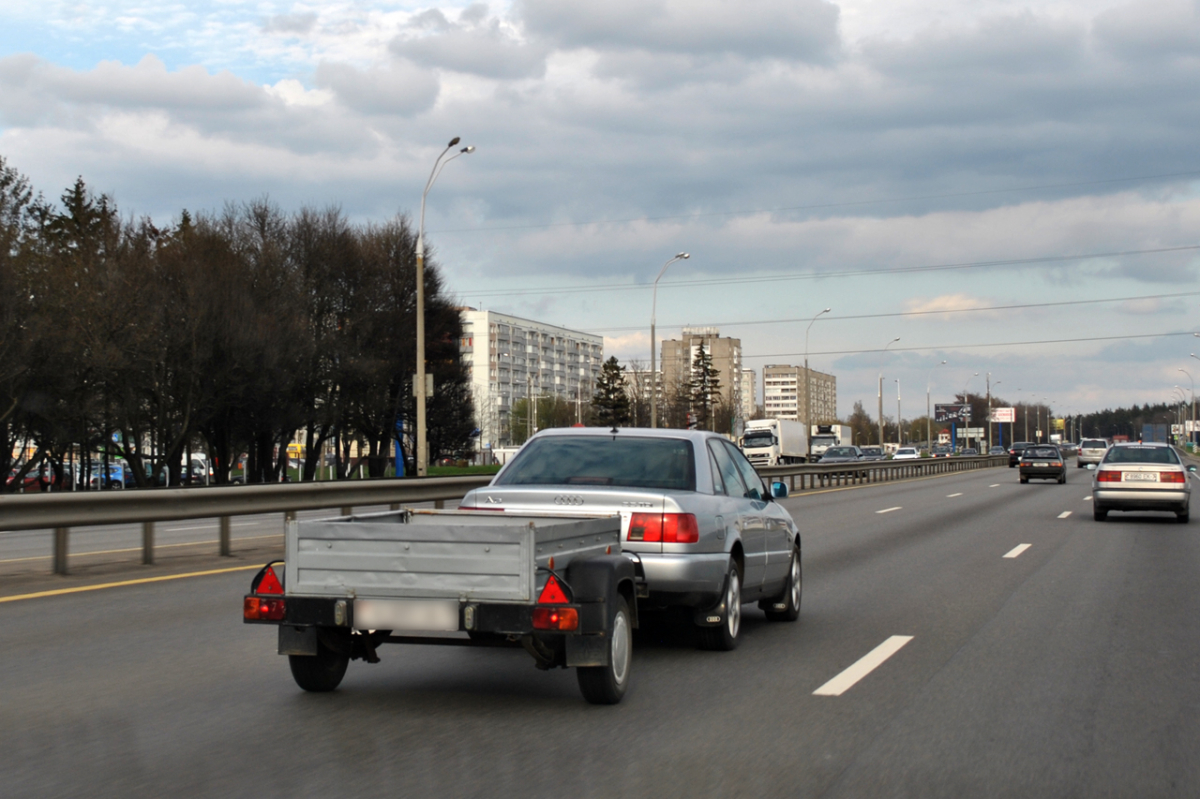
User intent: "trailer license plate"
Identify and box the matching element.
[353,599,459,632]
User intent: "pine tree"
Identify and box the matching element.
[592,356,631,427]
[687,344,721,431]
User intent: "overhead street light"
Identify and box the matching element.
[415,136,474,477]
[962,372,978,449]
[650,252,689,428]
[926,359,946,451]
[878,337,900,447]
[1182,366,1196,448]
[805,307,831,460]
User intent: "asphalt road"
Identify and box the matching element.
[3,464,1199,798]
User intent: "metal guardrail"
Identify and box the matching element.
[758,454,1008,492]
[0,476,493,575]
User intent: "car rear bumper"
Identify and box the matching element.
[1094,488,1190,511]
[637,552,729,607]
[1019,466,1065,479]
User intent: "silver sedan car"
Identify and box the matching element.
[1092,442,1195,522]
[459,427,802,650]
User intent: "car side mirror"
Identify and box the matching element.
[771,481,789,499]
[1189,465,1197,473]
[1086,464,1097,471]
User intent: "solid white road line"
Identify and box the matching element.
[947,493,963,498]
[1004,544,1032,558]
[814,636,914,696]
[876,507,902,514]
[1058,511,1072,519]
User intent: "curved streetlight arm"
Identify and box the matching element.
[650,252,690,428]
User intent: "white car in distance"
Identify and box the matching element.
[892,447,920,460]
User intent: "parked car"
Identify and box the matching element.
[1077,438,1109,468]
[818,446,864,464]
[1092,442,1193,522]
[859,446,887,461]
[459,427,802,650]
[1019,445,1066,484]
[1008,441,1033,467]
[892,447,920,460]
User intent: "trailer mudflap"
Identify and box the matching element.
[278,625,318,656]
[566,632,610,667]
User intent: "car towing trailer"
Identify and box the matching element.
[244,509,640,704]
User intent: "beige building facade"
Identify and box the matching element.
[660,327,743,421]
[762,364,837,424]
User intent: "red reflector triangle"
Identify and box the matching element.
[257,566,284,595]
[537,575,569,604]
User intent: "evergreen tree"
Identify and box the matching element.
[687,343,721,431]
[592,356,631,427]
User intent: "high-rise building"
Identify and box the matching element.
[660,327,742,426]
[762,364,837,424]
[459,309,603,453]
[741,368,757,421]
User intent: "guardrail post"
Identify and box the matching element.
[142,521,154,565]
[435,500,445,509]
[219,516,231,557]
[53,527,68,575]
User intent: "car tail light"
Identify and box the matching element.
[1051,462,1062,467]
[627,512,700,543]
[532,607,579,631]
[243,596,286,621]
[1097,470,1122,482]
[1161,471,1186,483]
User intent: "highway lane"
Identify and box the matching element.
[3,464,1199,797]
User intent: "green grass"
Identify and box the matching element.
[428,465,502,477]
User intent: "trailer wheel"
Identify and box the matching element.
[577,596,633,705]
[288,635,349,692]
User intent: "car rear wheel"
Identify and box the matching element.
[1177,508,1190,524]
[1093,506,1108,522]
[761,547,801,622]
[699,563,742,651]
[577,596,633,705]
[1058,474,1066,484]
[1019,475,1028,484]
[288,634,350,692]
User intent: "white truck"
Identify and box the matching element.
[742,418,808,466]
[810,424,852,459]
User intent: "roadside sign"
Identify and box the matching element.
[956,428,984,438]
[990,407,1015,423]
[935,403,971,422]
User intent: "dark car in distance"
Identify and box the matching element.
[1008,441,1033,467]
[1019,445,1066,484]
[859,446,887,461]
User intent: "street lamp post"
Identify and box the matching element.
[895,378,902,445]
[926,359,946,451]
[650,252,689,428]
[1182,365,1197,448]
[878,337,900,447]
[805,308,831,460]
[961,372,978,450]
[989,380,1002,450]
[415,136,474,477]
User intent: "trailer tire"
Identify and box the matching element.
[577,596,632,705]
[288,635,349,692]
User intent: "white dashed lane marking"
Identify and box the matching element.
[1084,496,1092,501]
[947,493,963,498]
[813,636,914,696]
[1004,544,1032,558]
[1058,511,1072,519]
[876,507,902,514]
[990,484,1000,488]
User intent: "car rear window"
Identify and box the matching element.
[1025,447,1059,459]
[495,436,697,491]
[1102,446,1180,465]
[1082,439,1107,449]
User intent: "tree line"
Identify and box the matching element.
[0,156,474,490]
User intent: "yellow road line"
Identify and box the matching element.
[0,564,265,603]
[0,534,284,565]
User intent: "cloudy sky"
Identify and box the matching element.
[3,0,1199,422]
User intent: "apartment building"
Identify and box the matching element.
[660,327,743,416]
[459,309,603,451]
[741,368,757,421]
[762,364,837,424]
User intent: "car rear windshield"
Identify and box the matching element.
[1082,439,1107,449]
[1025,447,1059,459]
[495,436,697,491]
[825,447,856,457]
[1102,446,1180,465]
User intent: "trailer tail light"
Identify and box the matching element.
[532,607,579,631]
[627,512,700,543]
[1097,470,1122,482]
[1161,471,1186,483]
[255,565,284,595]
[243,597,286,621]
